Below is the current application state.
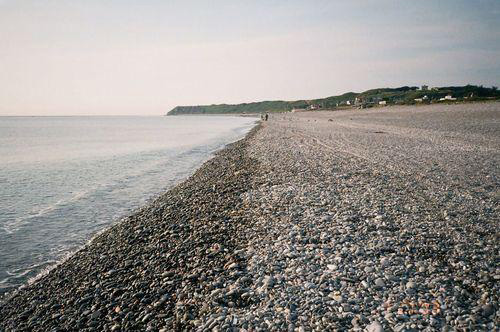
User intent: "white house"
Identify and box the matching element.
[439,95,456,101]
[378,100,387,105]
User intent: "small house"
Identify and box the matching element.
[439,95,457,101]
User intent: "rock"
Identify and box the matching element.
[90,310,101,320]
[366,321,384,332]
[364,266,374,273]
[380,257,390,268]
[482,304,495,317]
[341,303,352,312]
[263,275,275,289]
[406,281,416,289]
[227,262,239,269]
[374,278,386,288]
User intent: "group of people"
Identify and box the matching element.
[261,113,269,121]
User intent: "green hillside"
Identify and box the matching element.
[166,85,499,115]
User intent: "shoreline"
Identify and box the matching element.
[1,103,498,331]
[0,117,258,298]
[0,123,264,331]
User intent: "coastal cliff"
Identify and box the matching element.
[167,85,499,115]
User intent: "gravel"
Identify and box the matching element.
[0,102,499,331]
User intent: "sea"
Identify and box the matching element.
[0,115,257,297]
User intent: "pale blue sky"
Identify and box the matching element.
[1,0,499,115]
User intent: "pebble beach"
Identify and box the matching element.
[0,102,499,331]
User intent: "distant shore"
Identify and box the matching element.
[1,103,498,331]
[166,85,500,116]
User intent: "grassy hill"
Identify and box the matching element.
[166,85,499,115]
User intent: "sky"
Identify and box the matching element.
[0,0,499,116]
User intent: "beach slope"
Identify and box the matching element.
[1,103,499,331]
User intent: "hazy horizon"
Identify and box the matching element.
[1,0,499,116]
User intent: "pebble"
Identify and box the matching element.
[482,304,495,317]
[366,321,384,332]
[374,278,386,288]
[406,281,416,289]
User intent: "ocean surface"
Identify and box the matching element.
[0,115,257,297]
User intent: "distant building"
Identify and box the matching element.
[439,95,456,101]
[379,100,387,105]
[420,85,429,91]
[346,100,351,105]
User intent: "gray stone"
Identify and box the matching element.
[366,320,384,332]
[374,278,386,288]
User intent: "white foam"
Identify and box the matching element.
[2,190,91,234]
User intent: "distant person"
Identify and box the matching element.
[265,113,269,121]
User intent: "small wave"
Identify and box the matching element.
[0,260,57,297]
[5,268,32,279]
[2,190,90,234]
[6,260,56,277]
[26,222,119,287]
[0,250,75,303]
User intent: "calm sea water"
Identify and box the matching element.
[0,115,256,296]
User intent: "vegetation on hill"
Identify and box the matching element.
[167,85,499,115]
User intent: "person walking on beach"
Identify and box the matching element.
[265,113,269,121]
